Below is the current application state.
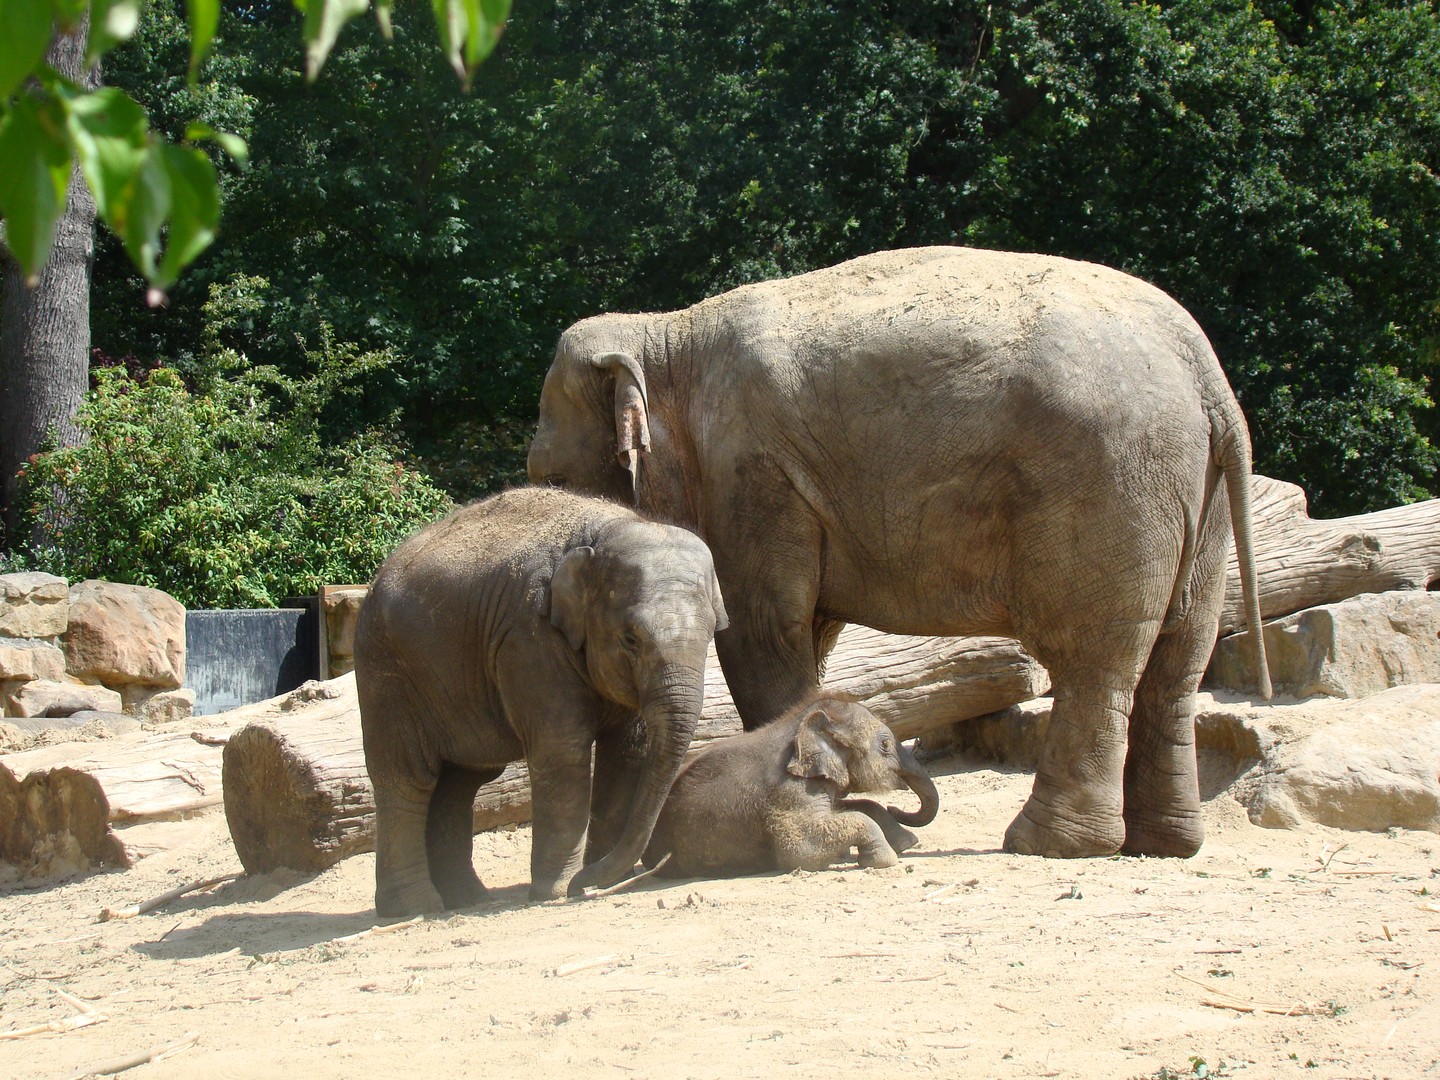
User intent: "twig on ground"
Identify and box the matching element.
[580,855,672,900]
[553,954,620,977]
[99,873,241,922]
[0,986,108,1041]
[65,1030,198,1079]
[330,915,424,945]
[1315,843,1351,871]
[1173,967,1328,1016]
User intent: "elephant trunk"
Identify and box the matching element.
[886,745,940,828]
[567,660,703,895]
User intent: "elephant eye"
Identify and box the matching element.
[620,630,640,651]
[879,735,894,753]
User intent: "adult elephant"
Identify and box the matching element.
[528,246,1270,860]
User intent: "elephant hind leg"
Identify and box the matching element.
[1004,621,1160,858]
[426,762,503,908]
[1123,557,1228,857]
[839,798,919,854]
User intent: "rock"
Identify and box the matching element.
[0,636,67,683]
[4,711,141,738]
[6,679,125,718]
[1208,591,1440,698]
[0,572,70,639]
[128,687,196,725]
[1198,686,1440,832]
[931,683,1440,835]
[65,580,186,690]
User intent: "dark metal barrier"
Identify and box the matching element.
[185,601,319,715]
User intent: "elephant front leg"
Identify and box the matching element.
[426,763,503,909]
[772,808,900,871]
[586,716,646,866]
[839,798,919,854]
[526,742,595,901]
[373,774,445,917]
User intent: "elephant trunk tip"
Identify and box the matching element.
[888,761,940,828]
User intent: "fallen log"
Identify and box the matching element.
[0,763,128,878]
[1220,476,1440,635]
[221,627,1048,873]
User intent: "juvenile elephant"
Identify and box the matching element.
[354,487,728,916]
[528,245,1271,861]
[643,693,939,878]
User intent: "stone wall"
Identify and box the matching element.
[0,574,194,723]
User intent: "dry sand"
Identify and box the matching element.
[2,757,1437,1079]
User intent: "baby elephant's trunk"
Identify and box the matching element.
[887,744,940,827]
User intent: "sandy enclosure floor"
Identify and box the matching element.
[2,758,1437,1080]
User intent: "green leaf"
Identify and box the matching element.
[295,0,370,82]
[155,142,219,287]
[87,0,145,68]
[49,0,88,34]
[120,145,171,284]
[186,0,219,80]
[185,121,249,168]
[431,0,509,88]
[0,95,73,282]
[63,87,148,226]
[0,0,53,100]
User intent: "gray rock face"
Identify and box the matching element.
[0,572,70,639]
[1208,590,1440,699]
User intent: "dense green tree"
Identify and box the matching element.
[85,0,1438,515]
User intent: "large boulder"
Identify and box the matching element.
[65,580,186,691]
[932,684,1440,834]
[0,572,69,639]
[1208,590,1440,698]
[5,679,125,718]
[0,637,67,683]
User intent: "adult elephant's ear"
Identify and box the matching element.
[786,708,848,787]
[590,352,649,502]
[548,546,594,651]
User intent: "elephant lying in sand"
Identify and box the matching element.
[355,487,727,915]
[528,245,1271,861]
[644,693,939,878]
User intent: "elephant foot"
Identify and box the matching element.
[375,879,445,919]
[1121,811,1204,858]
[435,873,490,910]
[1003,798,1124,859]
[857,843,900,869]
[888,825,919,854]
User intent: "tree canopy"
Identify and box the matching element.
[13,0,1440,582]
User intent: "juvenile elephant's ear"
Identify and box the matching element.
[548,546,594,652]
[709,571,729,633]
[786,709,849,788]
[590,353,649,502]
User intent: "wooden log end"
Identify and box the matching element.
[0,763,129,880]
[222,723,347,875]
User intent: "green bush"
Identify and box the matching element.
[13,284,453,608]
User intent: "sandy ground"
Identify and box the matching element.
[2,756,1437,1080]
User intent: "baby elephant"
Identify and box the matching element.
[356,487,727,916]
[643,694,939,878]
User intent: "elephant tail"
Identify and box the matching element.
[1212,404,1273,701]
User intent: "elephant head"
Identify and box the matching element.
[547,516,728,894]
[528,315,654,505]
[786,697,939,827]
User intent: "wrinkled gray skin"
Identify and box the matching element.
[355,487,727,916]
[643,694,939,878]
[528,246,1271,861]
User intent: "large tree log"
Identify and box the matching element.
[222,628,1047,873]
[1221,476,1440,635]
[0,728,227,878]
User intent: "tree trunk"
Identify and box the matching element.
[0,22,97,547]
[220,629,1048,874]
[1220,475,1440,636]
